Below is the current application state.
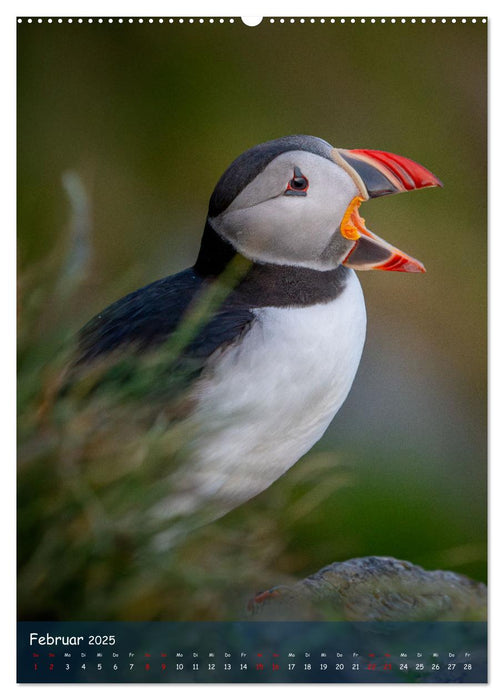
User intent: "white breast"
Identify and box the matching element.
[166,270,366,519]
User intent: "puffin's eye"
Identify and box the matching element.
[285,167,309,196]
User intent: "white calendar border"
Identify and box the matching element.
[4,1,500,698]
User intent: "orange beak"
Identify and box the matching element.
[333,148,442,273]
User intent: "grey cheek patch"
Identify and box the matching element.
[319,228,355,266]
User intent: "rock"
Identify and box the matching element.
[248,556,487,622]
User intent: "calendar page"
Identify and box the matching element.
[17,12,487,684]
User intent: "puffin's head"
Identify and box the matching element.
[206,135,442,272]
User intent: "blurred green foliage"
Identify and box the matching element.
[17,19,486,621]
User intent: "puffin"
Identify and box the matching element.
[74,135,442,536]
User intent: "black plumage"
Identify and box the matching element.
[76,266,255,370]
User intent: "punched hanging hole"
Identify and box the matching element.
[241,17,263,27]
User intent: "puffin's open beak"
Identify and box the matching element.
[332,148,443,272]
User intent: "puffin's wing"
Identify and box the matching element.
[70,268,255,401]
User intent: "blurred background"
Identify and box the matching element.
[17,18,487,621]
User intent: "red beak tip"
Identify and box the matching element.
[407,261,426,273]
[375,254,426,273]
[427,175,443,189]
[398,259,426,273]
